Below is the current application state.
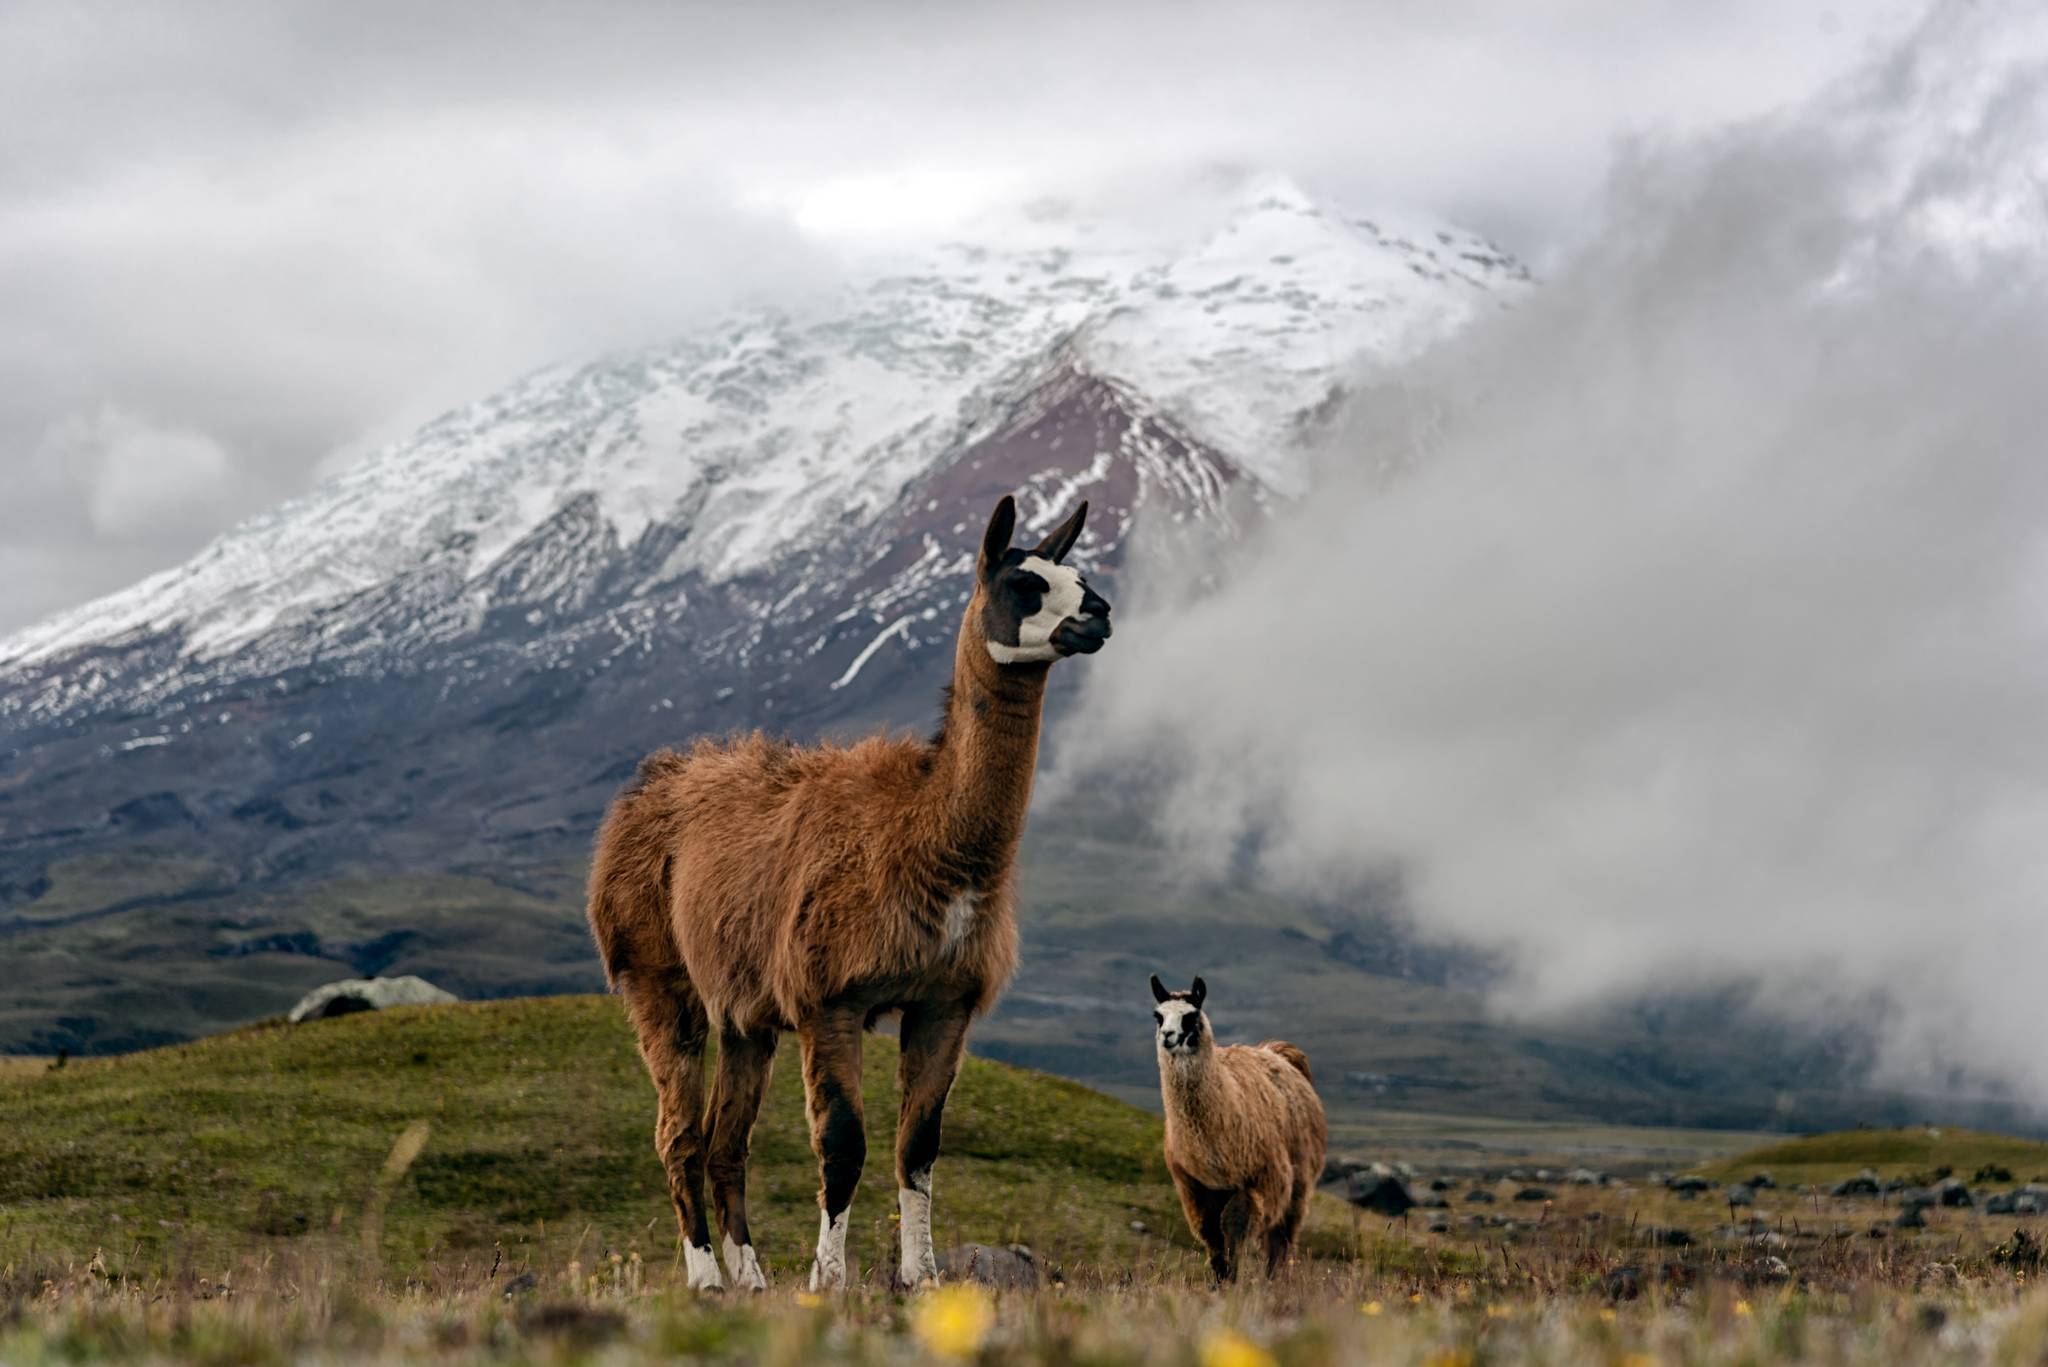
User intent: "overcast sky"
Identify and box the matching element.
[0,0,1918,637]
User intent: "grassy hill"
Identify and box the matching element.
[1702,1125,2048,1186]
[0,995,1369,1283]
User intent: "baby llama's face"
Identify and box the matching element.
[1154,999,1204,1057]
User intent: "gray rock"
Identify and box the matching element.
[1723,1185,1756,1207]
[1513,1187,1554,1203]
[1349,1170,1419,1217]
[1464,1188,1496,1204]
[1986,1193,2017,1215]
[1831,1169,1882,1198]
[1895,1206,1926,1229]
[288,975,456,1023]
[1935,1177,1974,1208]
[1898,1187,1937,1211]
[937,1244,1039,1290]
[2016,1194,2042,1215]
[1668,1176,1714,1195]
[1745,1172,1776,1190]
[1568,1168,1603,1186]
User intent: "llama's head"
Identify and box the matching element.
[974,494,1112,666]
[1149,973,1208,1058]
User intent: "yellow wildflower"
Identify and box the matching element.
[1199,1328,1277,1367]
[1599,1308,1617,1323]
[793,1290,822,1309]
[1734,1299,1753,1318]
[1361,1300,1383,1317]
[1485,1303,1512,1319]
[911,1284,996,1360]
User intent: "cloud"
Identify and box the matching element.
[0,0,1906,636]
[1062,2,2048,1102]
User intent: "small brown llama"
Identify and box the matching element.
[1151,974,1327,1281]
[586,494,1111,1291]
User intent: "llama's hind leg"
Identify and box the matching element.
[798,1005,867,1291]
[895,999,972,1289]
[1263,1177,1311,1278]
[706,1025,778,1291]
[620,971,723,1290]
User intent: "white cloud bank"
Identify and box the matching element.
[1064,1,2048,1102]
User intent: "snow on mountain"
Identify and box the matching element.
[0,182,1524,737]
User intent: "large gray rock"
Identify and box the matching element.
[937,1244,1040,1289]
[288,975,457,1023]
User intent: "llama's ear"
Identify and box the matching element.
[1032,500,1088,564]
[1150,974,1170,1004]
[979,495,1017,580]
[1189,976,1207,1009]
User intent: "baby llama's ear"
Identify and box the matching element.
[1189,976,1207,1009]
[979,495,1017,581]
[1150,974,1170,1004]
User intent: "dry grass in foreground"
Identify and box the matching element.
[5,1245,2048,1366]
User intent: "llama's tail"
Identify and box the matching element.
[1261,1040,1313,1083]
[586,749,688,989]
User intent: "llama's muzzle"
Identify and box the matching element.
[1050,588,1113,656]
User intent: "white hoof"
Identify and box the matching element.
[809,1208,851,1291]
[723,1235,767,1292]
[898,1184,941,1288]
[683,1241,726,1291]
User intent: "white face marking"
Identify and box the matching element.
[683,1240,726,1291]
[986,555,1088,665]
[722,1235,767,1291]
[942,893,977,954]
[810,1207,851,1291]
[1155,1000,1201,1056]
[899,1181,939,1287]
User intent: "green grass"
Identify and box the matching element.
[1704,1125,2048,1186]
[0,995,1372,1284]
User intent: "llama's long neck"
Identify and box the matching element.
[922,607,1051,884]
[1159,1039,1220,1120]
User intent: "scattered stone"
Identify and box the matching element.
[1668,1176,1714,1195]
[1935,1177,1975,1208]
[1429,1177,1455,1192]
[2016,1194,2042,1215]
[1723,1185,1755,1207]
[1744,1172,1777,1190]
[938,1243,1039,1289]
[501,1273,540,1298]
[1567,1167,1603,1186]
[1895,1207,1926,1230]
[1974,1164,2015,1185]
[1128,1220,1149,1234]
[1750,1255,1792,1284]
[1898,1187,1937,1211]
[1426,1217,1451,1234]
[1349,1170,1419,1218]
[1603,1267,1641,1301]
[1867,1226,1888,1239]
[1831,1169,1883,1198]
[1414,1191,1449,1209]
[1987,1193,2018,1216]
[1513,1187,1554,1203]
[1464,1189,1497,1204]
[288,975,456,1023]
[518,1303,626,1346]
[1639,1227,1694,1248]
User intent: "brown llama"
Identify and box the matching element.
[586,494,1112,1292]
[1151,974,1327,1282]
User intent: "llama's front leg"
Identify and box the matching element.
[895,1000,972,1289]
[798,1008,867,1291]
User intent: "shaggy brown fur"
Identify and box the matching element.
[1152,975,1328,1282]
[587,494,1108,1292]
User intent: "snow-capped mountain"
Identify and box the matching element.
[0,180,1523,916]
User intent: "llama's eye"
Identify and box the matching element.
[1152,1011,1163,1025]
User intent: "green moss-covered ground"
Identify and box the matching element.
[0,996,1369,1283]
